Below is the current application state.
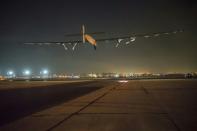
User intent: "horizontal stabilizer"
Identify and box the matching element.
[65,32,105,37]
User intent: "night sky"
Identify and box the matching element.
[0,0,196,75]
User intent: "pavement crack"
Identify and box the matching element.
[140,86,149,94]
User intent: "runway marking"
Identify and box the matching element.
[46,83,125,131]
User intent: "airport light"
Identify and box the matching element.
[23,70,31,76]
[7,70,14,76]
[40,69,49,75]
[43,69,48,75]
[40,69,49,79]
[7,70,15,78]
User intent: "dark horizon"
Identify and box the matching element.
[0,0,196,74]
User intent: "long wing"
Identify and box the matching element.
[24,40,83,51]
[96,29,183,41]
[94,29,183,47]
[24,29,183,50]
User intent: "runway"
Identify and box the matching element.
[0,79,197,131]
[0,80,112,125]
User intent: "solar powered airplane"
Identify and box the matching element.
[25,25,183,51]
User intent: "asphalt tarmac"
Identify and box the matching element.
[0,79,197,131]
[0,80,112,126]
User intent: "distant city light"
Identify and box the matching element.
[73,75,80,78]
[88,73,97,78]
[114,74,120,78]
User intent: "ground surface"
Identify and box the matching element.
[0,80,110,125]
[0,79,197,131]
